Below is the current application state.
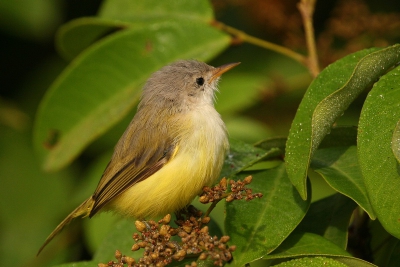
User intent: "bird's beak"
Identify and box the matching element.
[209,62,241,84]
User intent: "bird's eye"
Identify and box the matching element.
[196,77,204,86]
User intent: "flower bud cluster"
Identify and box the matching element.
[200,176,263,204]
[99,209,235,267]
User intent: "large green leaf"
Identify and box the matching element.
[358,65,400,238]
[286,44,400,200]
[273,257,347,267]
[392,120,400,163]
[56,17,128,60]
[93,219,139,262]
[318,126,357,149]
[295,194,356,249]
[375,237,400,267]
[98,0,214,22]
[34,22,230,171]
[254,136,287,155]
[266,232,376,267]
[225,163,310,266]
[56,0,214,61]
[266,232,350,258]
[311,146,375,219]
[55,261,93,267]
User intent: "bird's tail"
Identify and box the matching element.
[37,196,95,256]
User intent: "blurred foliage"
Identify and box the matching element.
[1,0,400,266]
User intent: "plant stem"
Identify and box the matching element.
[298,0,320,77]
[211,20,307,67]
[203,191,232,219]
[204,200,220,219]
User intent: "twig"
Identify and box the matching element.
[298,0,320,77]
[211,20,307,67]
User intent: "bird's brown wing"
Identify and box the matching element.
[89,118,178,217]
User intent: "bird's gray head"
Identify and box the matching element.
[139,60,239,113]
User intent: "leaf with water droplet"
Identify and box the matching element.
[358,65,400,238]
[392,120,400,163]
[286,44,400,200]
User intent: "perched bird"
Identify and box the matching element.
[38,60,239,255]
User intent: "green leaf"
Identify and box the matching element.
[295,194,356,249]
[54,261,94,267]
[266,232,379,266]
[98,0,214,23]
[318,126,357,149]
[286,44,400,200]
[266,232,350,259]
[34,22,230,171]
[358,65,400,238]
[253,127,358,162]
[310,146,375,219]
[56,17,128,60]
[273,256,347,267]
[56,0,215,61]
[333,258,377,267]
[268,254,376,267]
[225,163,310,266]
[195,258,216,267]
[254,136,286,155]
[374,235,400,267]
[392,120,400,163]
[93,219,138,262]
[221,139,281,178]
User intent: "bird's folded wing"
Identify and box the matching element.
[89,141,177,217]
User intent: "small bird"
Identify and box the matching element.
[38,60,240,255]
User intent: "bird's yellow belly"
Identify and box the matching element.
[109,145,225,219]
[109,110,228,219]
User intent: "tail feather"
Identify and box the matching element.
[37,197,95,256]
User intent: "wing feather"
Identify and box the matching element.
[89,109,178,217]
